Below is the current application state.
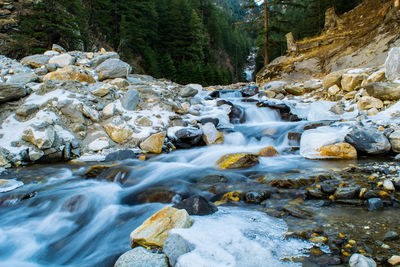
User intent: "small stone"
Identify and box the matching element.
[52,44,66,53]
[140,133,166,154]
[90,83,113,97]
[323,72,342,89]
[48,54,74,67]
[328,84,341,96]
[173,195,218,216]
[383,179,395,191]
[121,89,140,111]
[258,146,279,157]
[114,247,168,267]
[334,187,360,199]
[388,255,400,266]
[349,253,376,267]
[367,198,383,211]
[16,104,39,117]
[179,86,198,98]
[105,150,137,161]
[102,103,116,118]
[384,231,399,241]
[135,117,152,127]
[200,122,224,145]
[104,119,133,144]
[358,96,383,111]
[88,137,109,152]
[216,153,259,169]
[309,236,328,243]
[82,105,100,122]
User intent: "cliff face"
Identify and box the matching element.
[257,0,400,84]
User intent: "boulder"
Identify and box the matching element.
[200,122,224,145]
[21,54,51,68]
[385,47,400,82]
[16,104,39,117]
[121,89,140,110]
[179,86,198,98]
[6,72,38,84]
[52,44,66,53]
[367,198,383,211]
[323,72,342,89]
[105,150,137,161]
[229,104,246,124]
[284,84,305,96]
[389,130,400,153]
[173,195,218,216]
[357,96,383,111]
[364,82,400,101]
[341,73,364,92]
[140,133,166,154]
[114,247,168,267]
[48,54,74,67]
[388,255,400,266]
[44,66,95,83]
[216,153,259,169]
[367,69,386,83]
[104,119,133,144]
[96,58,131,81]
[90,83,113,97]
[88,137,110,152]
[317,143,357,160]
[163,233,194,267]
[328,85,341,96]
[22,126,56,150]
[241,85,259,97]
[174,128,203,148]
[349,253,376,267]
[345,127,391,155]
[0,83,29,104]
[258,146,279,157]
[91,52,120,68]
[130,206,193,248]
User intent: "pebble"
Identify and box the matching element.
[388,255,400,266]
[383,179,395,191]
[349,253,376,267]
[367,198,383,211]
[384,231,399,241]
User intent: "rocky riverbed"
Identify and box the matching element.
[1,45,400,266]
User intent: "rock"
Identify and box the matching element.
[244,191,270,204]
[345,127,391,155]
[258,146,279,157]
[309,236,328,243]
[367,198,383,211]
[385,47,400,82]
[241,85,258,97]
[91,52,120,68]
[383,179,395,191]
[82,105,100,122]
[199,118,219,127]
[52,44,66,53]
[179,86,198,98]
[130,206,193,248]
[88,137,110,152]
[388,255,400,266]
[104,119,133,144]
[135,117,152,127]
[389,131,400,153]
[334,187,360,199]
[121,89,140,110]
[85,164,114,178]
[110,78,129,88]
[174,128,203,148]
[61,106,85,124]
[114,247,168,267]
[349,253,376,267]
[216,153,259,169]
[200,122,224,145]
[140,133,166,154]
[44,66,95,83]
[163,233,194,267]
[323,72,342,89]
[0,148,11,167]
[96,58,131,81]
[6,72,38,84]
[90,83,113,97]
[173,195,218,216]
[367,108,379,116]
[102,103,116,118]
[105,150,137,161]
[96,165,131,184]
[317,142,357,160]
[341,73,364,92]
[364,83,400,101]
[229,104,246,124]
[367,69,386,83]
[328,84,341,96]
[0,83,29,104]
[284,84,305,96]
[357,96,383,110]
[21,54,51,68]
[28,147,44,161]
[384,231,399,241]
[48,54,74,67]
[22,126,55,149]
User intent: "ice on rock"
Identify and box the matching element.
[306,101,357,121]
[300,126,350,159]
[164,207,314,267]
[0,179,24,193]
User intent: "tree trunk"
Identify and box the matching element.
[264,1,269,65]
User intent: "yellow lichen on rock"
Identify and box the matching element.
[214,192,241,206]
[317,143,357,160]
[216,153,259,169]
[258,146,279,157]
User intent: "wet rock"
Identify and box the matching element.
[0,83,29,104]
[383,179,395,191]
[28,147,44,161]
[241,85,258,97]
[317,142,357,160]
[389,131,400,153]
[367,198,383,211]
[216,153,259,169]
[175,128,203,148]
[334,187,360,199]
[21,54,51,68]
[307,188,324,198]
[61,194,86,212]
[385,47,400,82]
[16,104,39,117]
[388,255,400,266]
[321,183,336,195]
[229,104,246,124]
[121,89,140,111]
[140,133,166,154]
[345,127,391,155]
[384,231,399,241]
[136,189,178,204]
[163,232,194,267]
[48,54,74,67]
[173,195,218,215]
[200,122,224,145]
[357,96,383,111]
[244,191,270,204]
[114,247,168,267]
[0,148,11,167]
[197,174,228,184]
[44,66,95,83]
[22,126,55,149]
[199,118,219,127]
[309,236,328,243]
[258,146,279,157]
[97,165,131,184]
[130,206,193,248]
[104,119,133,144]
[6,72,38,84]
[179,86,198,98]
[257,101,300,121]
[105,150,137,161]
[323,72,342,89]
[85,164,114,178]
[364,83,400,101]
[96,58,131,81]
[349,253,376,267]
[341,73,364,92]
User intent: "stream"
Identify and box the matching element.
[0,91,399,266]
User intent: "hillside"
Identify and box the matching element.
[257,0,400,83]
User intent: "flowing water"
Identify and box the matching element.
[0,92,395,266]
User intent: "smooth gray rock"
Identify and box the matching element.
[173,195,218,216]
[0,83,29,104]
[114,247,168,267]
[91,52,120,68]
[334,187,360,199]
[179,86,198,98]
[16,104,39,117]
[96,58,132,81]
[6,72,38,84]
[345,127,391,155]
[163,232,195,266]
[385,47,400,82]
[349,253,376,267]
[52,44,66,53]
[21,54,51,68]
[364,82,400,101]
[175,127,203,148]
[121,89,140,111]
[367,198,383,211]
